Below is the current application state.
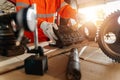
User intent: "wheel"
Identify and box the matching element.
[82,22,97,41]
[98,10,120,62]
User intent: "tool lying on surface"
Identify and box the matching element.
[66,48,81,80]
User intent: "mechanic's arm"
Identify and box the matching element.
[16,0,31,11]
[58,0,85,24]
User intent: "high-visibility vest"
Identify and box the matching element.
[16,0,76,43]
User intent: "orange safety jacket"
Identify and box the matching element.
[16,0,77,43]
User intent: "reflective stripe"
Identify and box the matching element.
[16,2,29,7]
[37,13,56,18]
[57,2,68,12]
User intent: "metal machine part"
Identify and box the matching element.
[0,3,48,75]
[98,10,120,62]
[53,25,85,48]
[66,48,81,80]
[0,4,37,56]
[0,23,25,56]
[0,13,25,56]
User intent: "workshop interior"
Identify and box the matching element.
[0,0,120,80]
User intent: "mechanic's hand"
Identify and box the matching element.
[40,21,58,41]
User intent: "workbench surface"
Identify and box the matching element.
[0,40,120,80]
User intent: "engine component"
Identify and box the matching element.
[98,10,120,62]
[66,48,81,80]
[0,23,16,48]
[0,20,26,56]
[0,4,37,57]
[54,25,85,48]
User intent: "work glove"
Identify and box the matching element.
[40,21,58,42]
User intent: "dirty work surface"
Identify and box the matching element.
[0,40,120,80]
[0,40,114,74]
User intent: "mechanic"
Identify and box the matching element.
[15,0,82,43]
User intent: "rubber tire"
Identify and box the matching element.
[98,10,120,62]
